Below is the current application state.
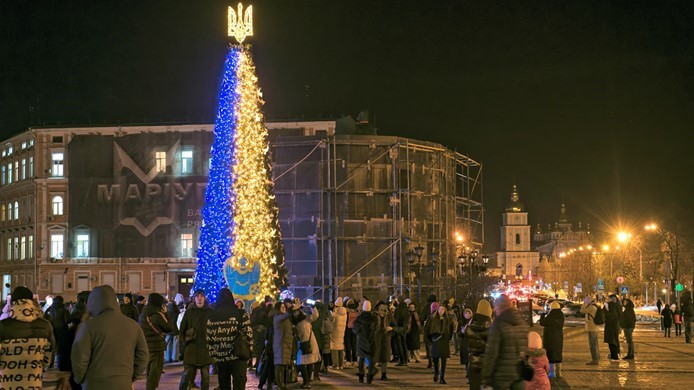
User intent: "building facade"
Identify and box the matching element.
[0,120,484,302]
[495,185,539,280]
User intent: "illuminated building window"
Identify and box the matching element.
[13,201,18,220]
[13,237,18,260]
[21,159,26,180]
[1,165,4,185]
[6,238,11,260]
[52,152,64,176]
[181,150,193,174]
[50,234,64,259]
[28,235,33,258]
[0,205,4,222]
[52,196,64,216]
[7,147,12,155]
[13,161,18,182]
[7,202,12,221]
[155,151,167,173]
[76,234,89,257]
[20,236,26,260]
[21,142,26,150]
[29,157,33,177]
[7,163,12,184]
[181,233,194,257]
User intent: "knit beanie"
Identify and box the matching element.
[528,331,543,349]
[550,301,561,310]
[431,301,440,314]
[362,300,372,312]
[476,299,492,317]
[335,297,343,307]
[147,293,165,307]
[11,286,33,303]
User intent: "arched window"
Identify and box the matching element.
[52,196,63,216]
[0,204,4,222]
[515,263,523,277]
[7,202,12,221]
[13,201,18,220]
[515,233,521,245]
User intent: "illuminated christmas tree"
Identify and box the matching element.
[194,3,288,303]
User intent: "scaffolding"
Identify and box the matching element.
[270,133,483,304]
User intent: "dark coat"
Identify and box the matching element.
[458,316,472,364]
[311,302,330,352]
[465,313,491,370]
[406,311,421,350]
[45,301,70,358]
[424,312,454,359]
[166,301,180,335]
[373,312,397,363]
[662,306,674,328]
[620,300,637,329]
[394,302,409,335]
[206,300,252,363]
[139,304,172,353]
[481,307,528,390]
[353,311,377,358]
[251,306,268,359]
[604,300,622,345]
[539,309,564,363]
[273,310,294,365]
[683,301,694,322]
[120,302,139,322]
[179,302,214,366]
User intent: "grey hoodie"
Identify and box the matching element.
[71,285,149,389]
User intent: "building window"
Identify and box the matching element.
[0,205,4,222]
[515,233,520,245]
[13,161,18,182]
[13,237,18,260]
[28,235,33,258]
[180,233,193,257]
[181,150,193,174]
[155,151,166,173]
[13,201,18,220]
[6,238,11,260]
[52,196,64,216]
[20,236,26,260]
[21,142,26,150]
[50,234,64,259]
[52,152,64,176]
[7,202,12,221]
[21,158,26,180]
[7,147,12,155]
[1,150,5,158]
[29,156,33,177]
[7,163,12,184]
[1,165,5,185]
[76,234,89,257]
[516,263,523,277]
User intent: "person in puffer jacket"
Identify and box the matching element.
[0,286,55,390]
[139,292,172,390]
[330,297,347,369]
[524,331,550,390]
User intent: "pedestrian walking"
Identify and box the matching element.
[72,285,149,390]
[674,306,683,336]
[424,302,455,384]
[354,300,377,384]
[420,294,438,368]
[662,304,674,337]
[273,300,294,390]
[344,298,359,367]
[393,296,409,366]
[373,301,397,380]
[525,331,550,390]
[44,295,70,370]
[657,298,663,330]
[294,305,320,389]
[121,292,140,321]
[178,289,214,390]
[0,286,56,390]
[539,301,564,378]
[330,297,347,370]
[406,302,422,363]
[458,307,473,380]
[251,300,268,368]
[580,295,601,364]
[604,294,622,360]
[481,294,529,390]
[206,288,252,390]
[466,300,492,389]
[621,298,636,359]
[311,300,331,379]
[257,302,277,390]
[139,292,172,390]
[165,294,182,363]
[682,296,694,343]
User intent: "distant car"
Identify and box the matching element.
[561,302,582,317]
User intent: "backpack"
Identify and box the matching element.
[591,304,605,325]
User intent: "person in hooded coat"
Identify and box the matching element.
[662,303,674,337]
[45,295,70,370]
[406,302,422,363]
[250,300,268,368]
[120,292,139,321]
[466,300,492,390]
[72,285,149,390]
[295,305,320,389]
[178,289,214,390]
[458,307,473,377]
[310,300,330,379]
[420,294,438,368]
[273,300,294,390]
[330,297,347,369]
[0,286,56,390]
[258,302,277,390]
[539,301,564,378]
[620,298,636,359]
[525,331,551,390]
[373,301,397,380]
[139,292,172,390]
[604,294,622,360]
[424,303,455,384]
[344,298,359,367]
[393,296,409,366]
[165,293,182,363]
[353,300,377,384]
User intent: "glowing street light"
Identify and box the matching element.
[617,231,632,243]
[645,223,658,231]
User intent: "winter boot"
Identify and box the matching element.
[274,366,287,390]
[555,363,562,378]
[366,374,374,384]
[381,373,388,381]
[439,373,446,385]
[313,363,321,381]
[433,371,439,383]
[358,375,364,383]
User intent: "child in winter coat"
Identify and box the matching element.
[525,331,550,390]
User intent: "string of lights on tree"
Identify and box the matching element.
[193,3,288,303]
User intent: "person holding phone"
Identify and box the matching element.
[139,293,172,390]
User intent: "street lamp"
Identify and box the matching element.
[406,243,436,304]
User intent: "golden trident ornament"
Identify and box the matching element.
[228,3,253,44]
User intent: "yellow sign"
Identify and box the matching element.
[228,3,253,44]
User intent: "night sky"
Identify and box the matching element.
[2,0,693,251]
